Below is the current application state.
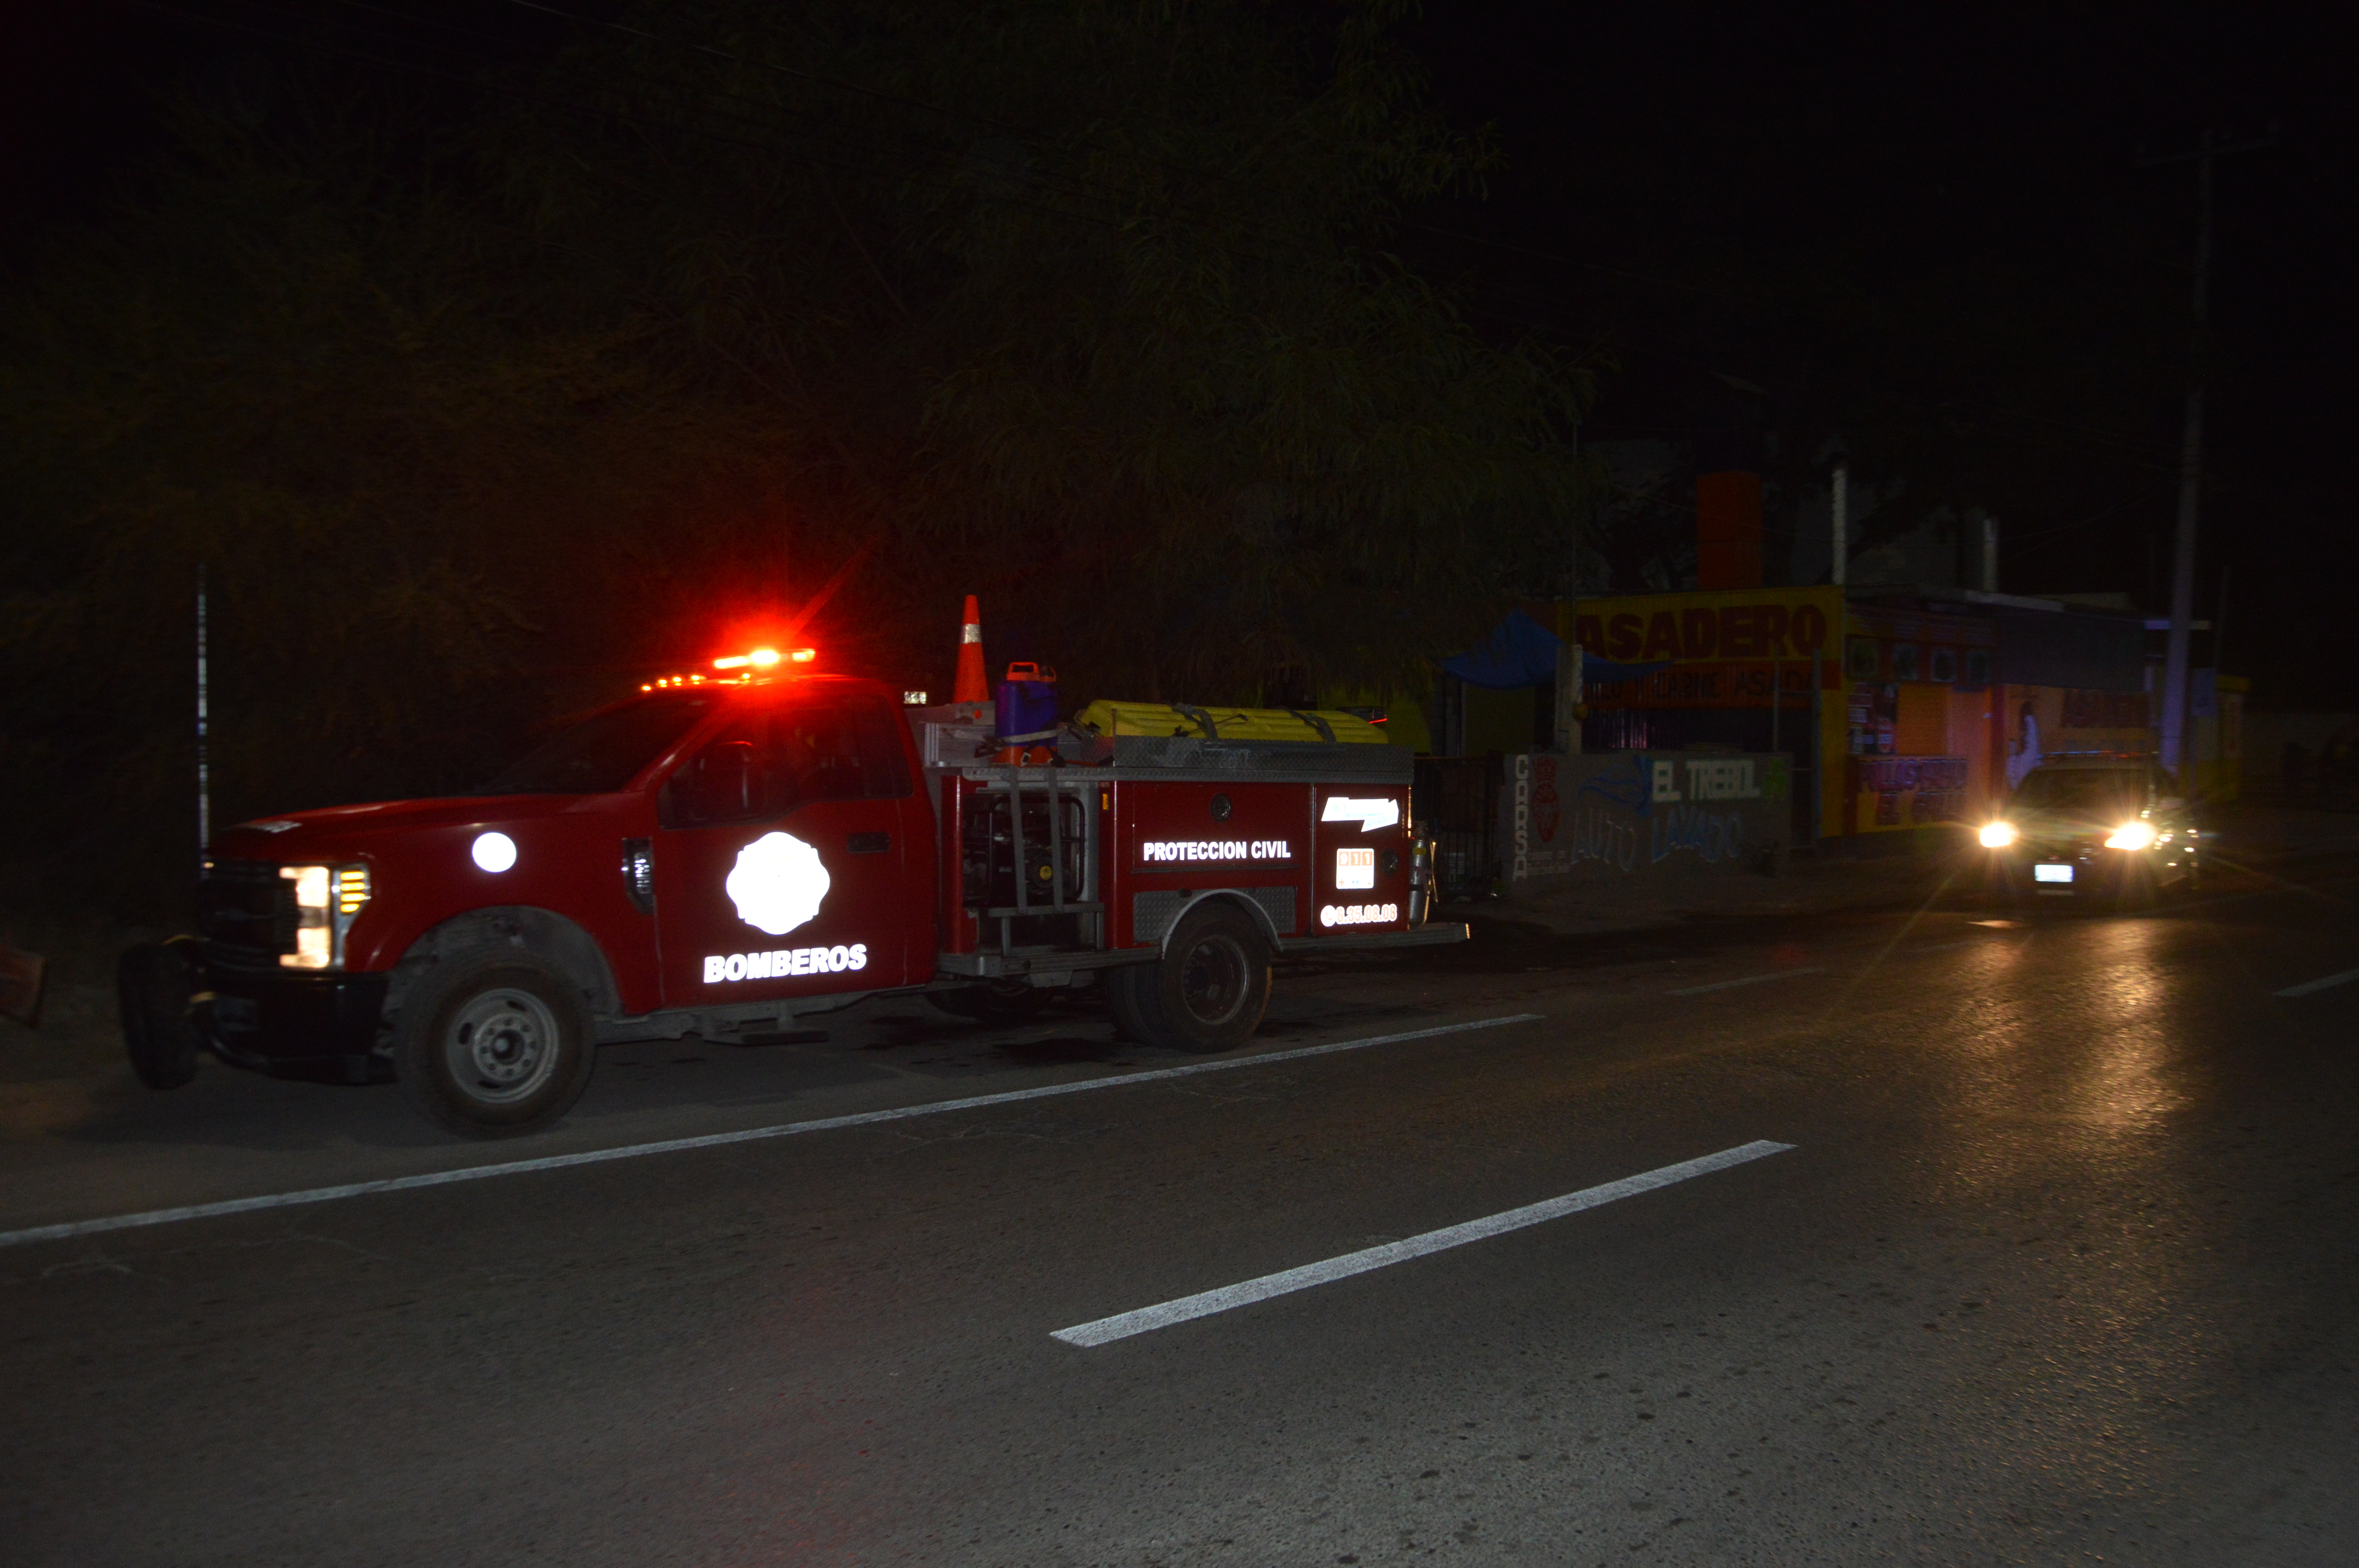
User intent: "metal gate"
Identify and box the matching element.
[1413,754,1503,902]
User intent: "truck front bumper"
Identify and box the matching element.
[196,961,389,1072]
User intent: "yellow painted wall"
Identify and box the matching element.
[1323,686,1434,753]
[1953,685,1998,808]
[1894,686,1950,755]
[1463,683,1537,757]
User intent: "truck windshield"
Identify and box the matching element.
[483,694,714,795]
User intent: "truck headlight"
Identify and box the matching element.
[1978,821,2017,848]
[2104,821,2157,851]
[280,863,369,970]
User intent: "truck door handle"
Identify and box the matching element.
[620,837,655,913]
[847,832,891,855]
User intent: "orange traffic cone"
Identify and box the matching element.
[953,594,988,704]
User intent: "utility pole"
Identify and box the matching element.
[196,564,211,873]
[1829,462,1848,587]
[2140,129,2272,780]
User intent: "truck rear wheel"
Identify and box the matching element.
[395,951,594,1137]
[119,941,201,1090]
[1116,901,1270,1054]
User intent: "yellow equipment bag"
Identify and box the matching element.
[1074,700,1388,745]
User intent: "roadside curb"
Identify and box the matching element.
[1445,822,2359,941]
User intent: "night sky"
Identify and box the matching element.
[1402,4,2355,705]
[8,3,2349,703]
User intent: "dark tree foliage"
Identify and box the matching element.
[0,2,1591,915]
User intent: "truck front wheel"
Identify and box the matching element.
[395,952,594,1137]
[119,941,201,1089]
[1112,901,1271,1054]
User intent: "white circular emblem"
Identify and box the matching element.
[471,831,517,873]
[724,831,830,936]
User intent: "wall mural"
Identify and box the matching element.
[1507,751,1791,887]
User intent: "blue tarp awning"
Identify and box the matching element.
[1443,609,1562,689]
[1443,609,1668,688]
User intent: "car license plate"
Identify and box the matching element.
[2033,863,2074,884]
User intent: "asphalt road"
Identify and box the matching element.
[7,859,2359,1565]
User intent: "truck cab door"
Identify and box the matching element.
[652,693,927,1009]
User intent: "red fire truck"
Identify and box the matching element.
[120,648,1463,1136]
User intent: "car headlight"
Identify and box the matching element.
[2104,821,2157,851]
[1978,821,2017,848]
[279,862,370,970]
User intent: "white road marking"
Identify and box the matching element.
[2274,966,2359,998]
[1666,969,1825,996]
[1051,1139,1796,1347]
[0,1014,1543,1250]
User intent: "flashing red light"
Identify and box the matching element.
[713,646,815,671]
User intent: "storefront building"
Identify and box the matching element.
[1565,586,2167,844]
[1566,585,1841,842]
[1414,583,2234,889]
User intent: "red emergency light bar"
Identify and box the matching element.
[712,646,815,671]
[640,647,815,692]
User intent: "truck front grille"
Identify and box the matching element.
[199,859,297,967]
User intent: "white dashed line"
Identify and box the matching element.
[0,1014,1544,1250]
[1051,1140,1797,1346]
[1666,969,1825,996]
[2274,966,2359,999]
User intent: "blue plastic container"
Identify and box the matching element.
[993,662,1060,741]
